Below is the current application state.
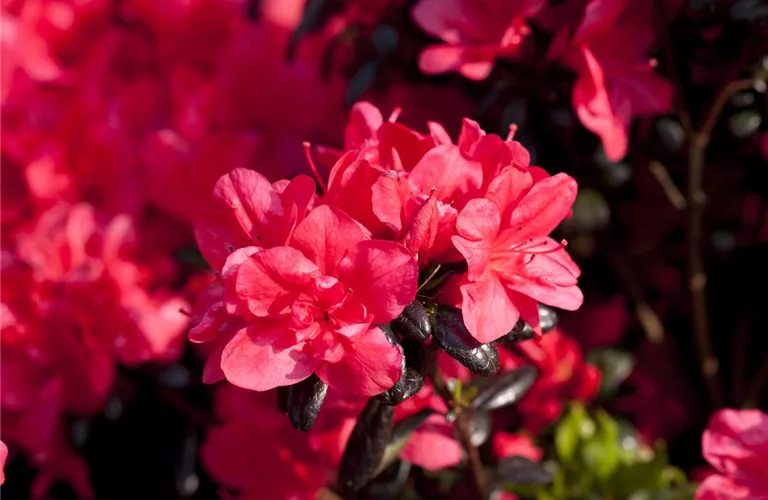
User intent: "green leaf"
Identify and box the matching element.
[580,410,621,480]
[555,403,589,463]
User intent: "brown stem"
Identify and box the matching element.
[649,160,687,211]
[685,78,753,408]
[427,349,488,499]
[455,411,488,500]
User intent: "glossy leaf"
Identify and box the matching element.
[376,409,434,476]
[338,398,395,494]
[287,373,328,432]
[432,306,500,377]
[391,300,432,342]
[469,365,538,411]
[587,349,635,398]
[496,456,553,486]
[377,367,424,406]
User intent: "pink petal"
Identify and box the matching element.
[418,44,466,76]
[510,173,578,241]
[457,118,486,153]
[291,205,370,276]
[411,0,463,42]
[695,474,760,500]
[316,326,403,396]
[344,101,383,151]
[235,247,319,317]
[371,173,407,233]
[221,324,319,391]
[427,121,453,145]
[279,174,316,226]
[460,273,521,343]
[212,168,284,243]
[572,45,628,161]
[485,165,534,223]
[221,246,262,315]
[400,195,440,261]
[338,240,418,324]
[401,419,463,470]
[0,441,6,485]
[505,251,584,311]
[456,198,501,243]
[408,144,483,207]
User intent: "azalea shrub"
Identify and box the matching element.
[1,0,768,499]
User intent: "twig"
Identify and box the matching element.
[454,412,488,500]
[611,255,665,344]
[648,161,687,210]
[685,79,753,408]
[427,348,488,499]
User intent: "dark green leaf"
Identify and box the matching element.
[391,300,432,342]
[728,110,762,139]
[432,306,500,377]
[375,409,433,476]
[587,349,635,398]
[287,373,328,432]
[496,456,553,486]
[286,0,326,60]
[465,410,491,447]
[469,365,538,411]
[345,60,379,107]
[338,398,395,494]
[500,305,558,343]
[377,367,424,406]
[371,25,398,57]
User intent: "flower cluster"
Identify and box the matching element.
[192,101,584,400]
[696,409,768,500]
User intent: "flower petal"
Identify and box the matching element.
[291,205,370,276]
[221,324,319,391]
[212,168,284,244]
[338,240,418,324]
[316,325,403,396]
[236,247,319,317]
[460,273,520,343]
[401,419,463,470]
[510,173,578,241]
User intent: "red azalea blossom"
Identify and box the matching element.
[696,409,768,500]
[194,189,419,396]
[560,0,673,161]
[411,0,545,80]
[452,167,583,343]
[0,440,7,485]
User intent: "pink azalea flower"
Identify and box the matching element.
[697,409,768,500]
[411,0,546,80]
[452,167,583,343]
[213,204,418,396]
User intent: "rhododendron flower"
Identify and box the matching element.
[452,167,583,343]
[412,0,545,80]
[210,204,418,396]
[561,0,673,161]
[194,167,317,271]
[0,441,7,485]
[696,409,768,500]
